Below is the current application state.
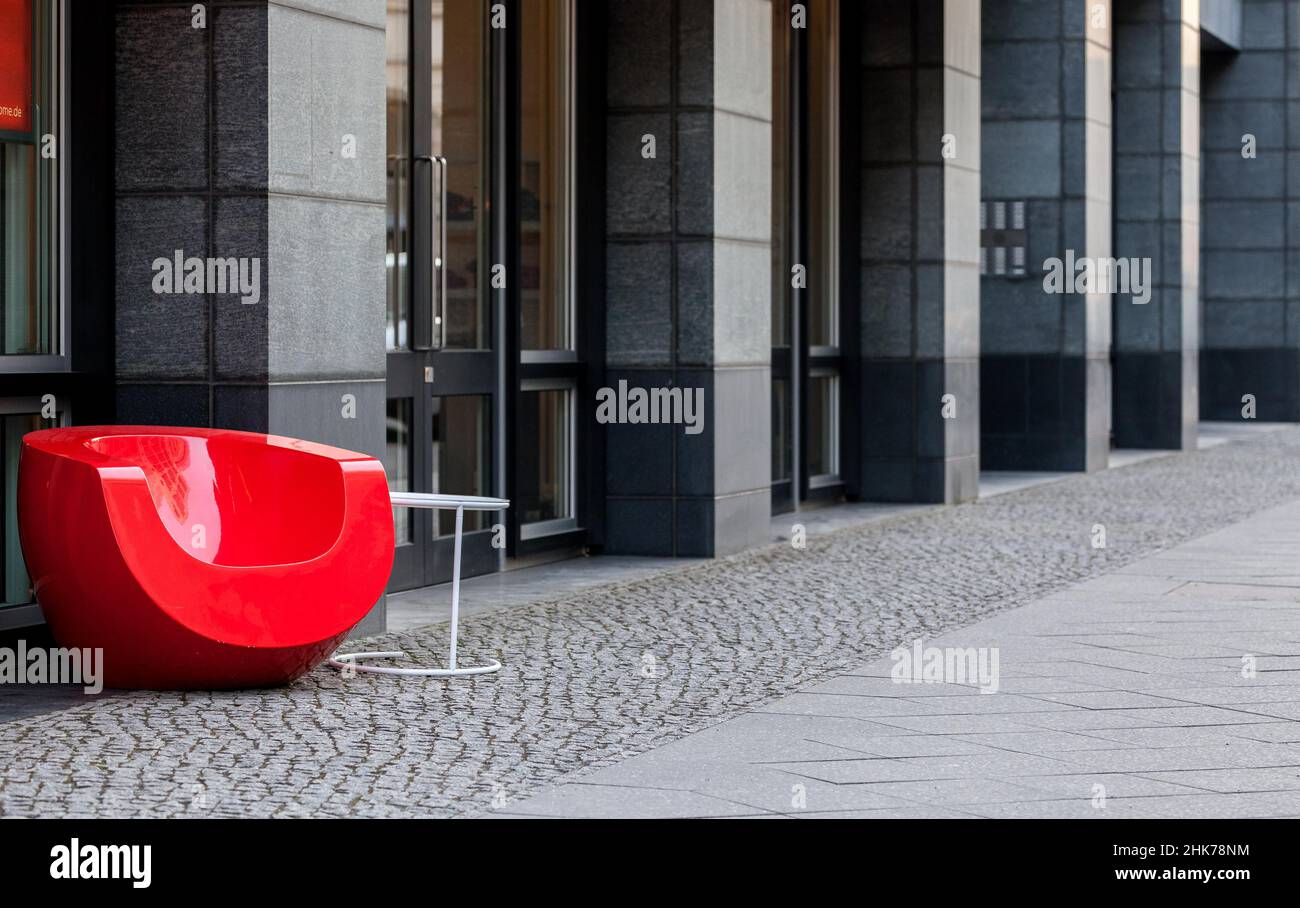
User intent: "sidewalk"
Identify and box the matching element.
[3,426,1300,817]
[502,501,1300,818]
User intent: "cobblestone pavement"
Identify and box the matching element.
[3,429,1300,818]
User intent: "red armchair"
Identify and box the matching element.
[17,426,395,689]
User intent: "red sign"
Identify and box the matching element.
[0,0,33,136]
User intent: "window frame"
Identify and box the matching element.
[0,395,68,614]
[517,376,577,541]
[511,0,589,558]
[519,0,576,360]
[806,368,841,487]
[772,0,845,510]
[1,0,67,370]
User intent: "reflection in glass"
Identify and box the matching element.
[385,398,413,543]
[519,389,571,525]
[807,374,838,480]
[772,378,791,483]
[434,0,487,349]
[432,395,489,535]
[1,145,41,353]
[806,0,838,349]
[1,0,58,357]
[770,0,791,350]
[520,0,573,351]
[385,0,410,349]
[3,412,51,605]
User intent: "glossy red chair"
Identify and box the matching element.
[17,426,395,689]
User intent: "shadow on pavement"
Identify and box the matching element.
[0,626,112,723]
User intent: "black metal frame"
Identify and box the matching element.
[0,0,113,414]
[0,0,115,627]
[772,0,847,513]
[771,0,801,515]
[389,0,602,587]
[575,0,607,552]
[0,0,37,146]
[509,0,603,560]
[838,0,862,499]
[388,0,500,591]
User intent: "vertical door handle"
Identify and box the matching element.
[386,154,405,346]
[434,154,447,349]
[413,154,448,350]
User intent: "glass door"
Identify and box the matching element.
[771,0,799,514]
[772,0,843,514]
[385,0,584,588]
[513,0,582,553]
[385,0,499,590]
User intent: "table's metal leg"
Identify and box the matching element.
[449,505,462,671]
[329,496,503,678]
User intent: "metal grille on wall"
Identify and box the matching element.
[980,200,1027,278]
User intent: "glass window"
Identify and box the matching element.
[806,0,838,350]
[435,0,487,349]
[2,410,54,606]
[385,0,410,349]
[431,394,489,536]
[772,377,791,483]
[520,0,574,353]
[519,386,573,532]
[1,0,59,357]
[770,0,791,351]
[384,398,413,544]
[808,372,839,482]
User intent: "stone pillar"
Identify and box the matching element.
[114,0,385,452]
[264,3,387,456]
[602,0,772,556]
[980,0,1112,470]
[1200,0,1300,421]
[1111,0,1199,450]
[852,0,981,504]
[113,0,387,630]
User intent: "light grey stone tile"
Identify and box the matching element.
[509,783,766,819]
[266,194,386,381]
[1141,766,1300,793]
[1012,772,1205,799]
[1134,790,1300,819]
[712,112,771,243]
[270,0,385,29]
[966,799,1161,818]
[712,0,771,121]
[846,778,1060,806]
[268,4,386,203]
[712,239,771,364]
[585,759,918,815]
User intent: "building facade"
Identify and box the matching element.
[0,0,1293,635]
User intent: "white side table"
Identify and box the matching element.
[330,492,510,678]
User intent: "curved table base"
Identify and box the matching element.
[336,494,510,681]
[329,650,501,678]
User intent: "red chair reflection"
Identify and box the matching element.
[17,426,395,689]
